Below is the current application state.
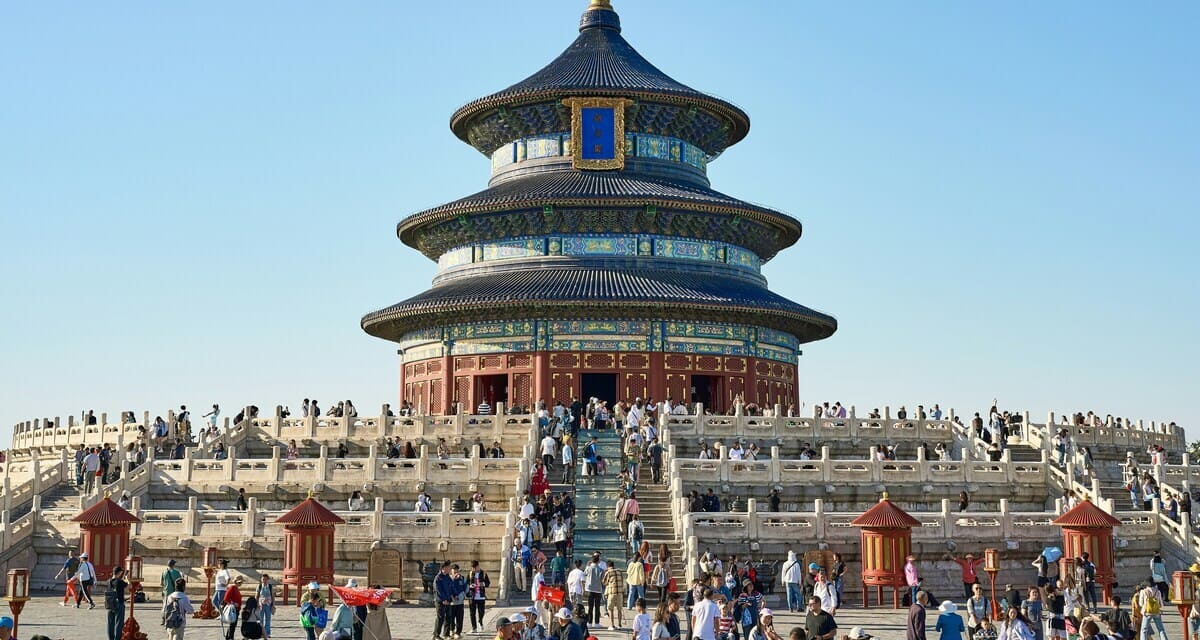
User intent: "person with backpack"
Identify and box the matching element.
[74,552,98,609]
[1135,582,1167,640]
[105,565,128,640]
[162,578,195,640]
[1102,595,1132,640]
[628,515,645,555]
[300,590,328,640]
[239,596,264,639]
[256,574,276,639]
[468,560,491,634]
[584,554,605,625]
[1078,553,1098,613]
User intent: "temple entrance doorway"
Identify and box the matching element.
[476,374,508,409]
[691,375,723,413]
[581,373,618,406]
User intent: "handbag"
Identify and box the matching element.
[221,603,238,623]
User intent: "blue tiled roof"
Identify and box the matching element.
[450,4,750,152]
[397,170,802,255]
[361,265,836,344]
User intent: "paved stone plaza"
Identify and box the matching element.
[10,592,1193,640]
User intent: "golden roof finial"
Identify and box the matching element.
[307,488,316,500]
[881,491,890,501]
[589,0,614,10]
[104,490,111,500]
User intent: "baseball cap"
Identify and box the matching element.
[759,608,774,619]
[0,617,14,629]
[495,617,512,629]
[80,552,89,558]
[525,606,539,615]
[511,613,526,623]
[556,607,573,619]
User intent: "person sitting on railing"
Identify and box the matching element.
[702,488,721,513]
[935,443,951,462]
[873,445,887,462]
[986,441,1002,462]
[489,441,505,458]
[213,442,228,461]
[415,490,432,513]
[699,441,714,460]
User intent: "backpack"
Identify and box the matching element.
[1084,562,1095,582]
[1144,593,1161,615]
[104,588,119,610]
[163,597,184,629]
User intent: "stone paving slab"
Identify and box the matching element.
[11,593,1193,640]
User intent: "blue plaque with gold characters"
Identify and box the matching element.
[565,97,630,170]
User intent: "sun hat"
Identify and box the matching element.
[495,617,512,629]
[556,607,573,619]
[511,613,526,624]
[847,627,872,640]
[759,608,774,619]
[939,601,957,613]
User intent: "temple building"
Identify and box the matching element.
[361,0,836,414]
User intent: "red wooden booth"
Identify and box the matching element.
[851,495,921,608]
[1052,499,1121,605]
[72,497,141,581]
[275,497,345,605]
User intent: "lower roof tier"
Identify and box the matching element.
[360,265,836,344]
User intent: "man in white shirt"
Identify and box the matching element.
[540,435,558,469]
[728,443,745,461]
[561,443,575,484]
[74,552,98,608]
[82,448,100,493]
[567,560,586,607]
[691,587,720,640]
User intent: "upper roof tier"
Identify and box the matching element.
[449,1,750,157]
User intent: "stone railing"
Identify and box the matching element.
[33,495,510,545]
[662,411,957,444]
[1,450,70,515]
[668,445,1049,487]
[680,498,1156,546]
[1027,414,1184,458]
[10,407,539,455]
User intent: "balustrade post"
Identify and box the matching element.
[0,509,8,551]
[339,414,350,441]
[66,415,76,447]
[770,447,781,484]
[1,478,9,513]
[999,498,1011,539]
[418,446,430,480]
[184,447,194,482]
[440,499,452,539]
[271,447,281,481]
[372,497,385,540]
[942,498,952,540]
[319,445,330,481]
[31,457,41,496]
[273,406,284,439]
[379,405,390,440]
[367,444,379,482]
[307,412,317,439]
[814,498,826,540]
[746,498,759,540]
[498,533,513,603]
[245,497,257,538]
[186,496,198,535]
[884,406,891,420]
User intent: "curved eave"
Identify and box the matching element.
[395,172,803,260]
[450,88,750,156]
[360,268,837,345]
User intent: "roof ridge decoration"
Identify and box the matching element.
[850,496,922,529]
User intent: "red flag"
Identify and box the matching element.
[331,585,393,606]
[537,584,566,608]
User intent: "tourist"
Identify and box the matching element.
[717,598,736,640]
[813,569,836,615]
[1135,582,1167,640]
[450,565,468,638]
[692,588,720,640]
[105,565,128,640]
[1044,583,1066,640]
[740,581,767,637]
[935,601,965,640]
[362,593,391,638]
[972,618,997,640]
[584,553,605,625]
[0,618,12,640]
[997,606,1034,640]
[239,595,263,640]
[604,558,626,630]
[966,584,990,638]
[74,551,97,608]
[565,560,584,607]
[349,490,366,511]
[300,590,326,640]
[627,556,647,610]
[222,576,245,640]
[905,555,921,604]
[212,559,232,608]
[805,596,837,640]
[628,515,645,555]
[82,447,100,493]
[1020,589,1043,640]
[783,551,804,613]
[1102,595,1130,640]
[55,549,80,606]
[256,574,275,639]
[328,584,356,640]
[749,608,784,640]
[204,404,220,430]
[162,578,195,640]
[1150,553,1169,601]
[654,595,681,640]
[433,562,457,640]
[908,591,929,640]
[524,605,549,640]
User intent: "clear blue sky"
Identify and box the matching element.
[2,1,1197,445]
